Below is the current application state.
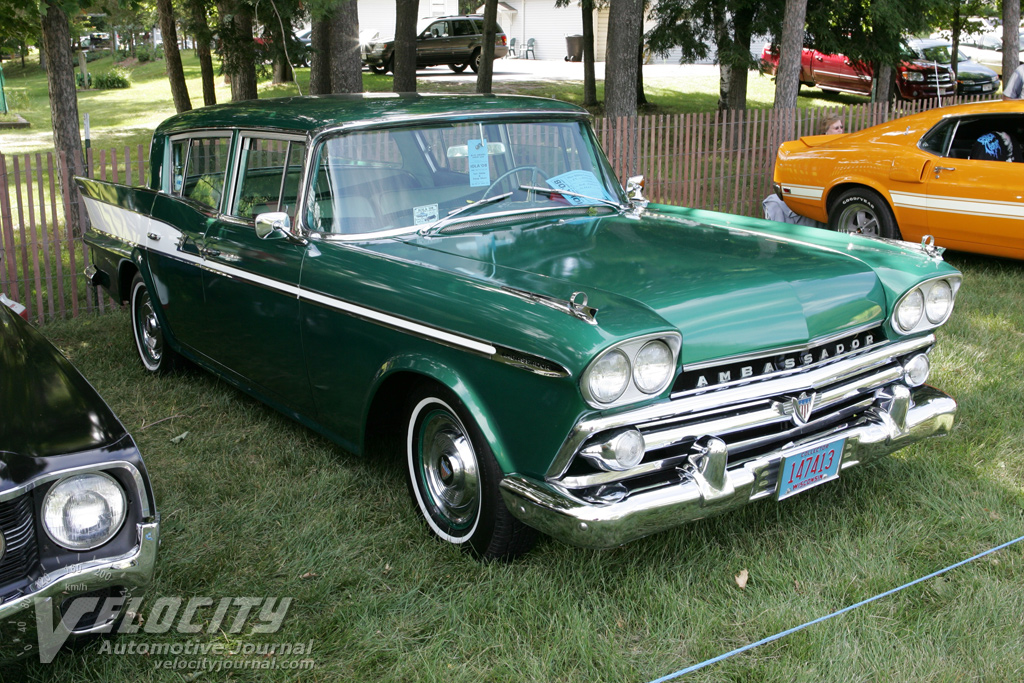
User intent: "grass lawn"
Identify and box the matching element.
[0,50,869,160]
[0,250,1020,682]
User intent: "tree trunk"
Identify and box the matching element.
[950,5,961,81]
[476,0,497,93]
[157,0,192,112]
[219,0,258,101]
[393,0,418,92]
[273,56,293,84]
[604,0,643,118]
[773,0,807,115]
[309,16,332,95]
[872,63,894,104]
[582,0,596,106]
[1003,0,1020,82]
[40,0,87,235]
[330,0,362,93]
[636,40,647,106]
[189,0,217,106]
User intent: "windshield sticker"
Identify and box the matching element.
[546,170,613,205]
[413,203,439,225]
[467,139,491,187]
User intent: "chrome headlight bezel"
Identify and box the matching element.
[41,471,128,551]
[892,276,961,335]
[581,333,682,409]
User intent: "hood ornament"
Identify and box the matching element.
[501,287,599,325]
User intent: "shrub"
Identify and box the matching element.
[76,67,132,89]
[135,44,163,62]
[83,49,112,63]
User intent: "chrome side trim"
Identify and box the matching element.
[682,322,882,372]
[0,461,152,519]
[546,334,935,479]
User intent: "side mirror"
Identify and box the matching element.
[625,175,648,205]
[254,211,291,239]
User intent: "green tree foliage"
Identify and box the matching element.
[647,0,783,110]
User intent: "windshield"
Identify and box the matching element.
[920,46,953,63]
[305,119,624,237]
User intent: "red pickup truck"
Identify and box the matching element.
[761,45,956,101]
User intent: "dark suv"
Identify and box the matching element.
[362,15,508,74]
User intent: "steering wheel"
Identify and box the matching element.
[482,165,550,199]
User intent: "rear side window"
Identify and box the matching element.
[452,20,475,37]
[169,135,231,211]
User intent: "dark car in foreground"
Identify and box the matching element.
[0,300,159,660]
[906,38,1000,96]
[77,93,958,559]
[362,15,508,74]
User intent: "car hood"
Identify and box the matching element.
[404,209,888,364]
[0,305,127,459]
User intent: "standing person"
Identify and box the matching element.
[820,114,844,135]
[1002,64,1024,100]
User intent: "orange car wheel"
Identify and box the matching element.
[828,188,901,240]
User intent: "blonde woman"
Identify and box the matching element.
[820,115,844,135]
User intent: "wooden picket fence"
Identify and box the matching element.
[0,94,996,325]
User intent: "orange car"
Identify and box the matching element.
[773,100,1024,260]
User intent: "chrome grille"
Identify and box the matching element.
[0,495,39,594]
[557,336,931,492]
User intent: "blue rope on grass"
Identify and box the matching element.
[647,533,1024,683]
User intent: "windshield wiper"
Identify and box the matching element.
[519,185,627,211]
[417,192,513,236]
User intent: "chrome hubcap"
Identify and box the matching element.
[138,293,162,362]
[420,411,479,528]
[837,203,880,236]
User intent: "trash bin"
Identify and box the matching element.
[564,35,583,62]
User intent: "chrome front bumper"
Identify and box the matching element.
[0,520,159,652]
[500,386,955,549]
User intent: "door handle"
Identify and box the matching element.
[933,166,955,177]
[200,247,221,258]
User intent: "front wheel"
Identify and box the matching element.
[449,63,468,73]
[369,63,387,75]
[130,272,180,374]
[828,187,901,239]
[405,385,536,560]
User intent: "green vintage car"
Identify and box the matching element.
[78,94,960,559]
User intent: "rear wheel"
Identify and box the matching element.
[469,48,482,73]
[369,63,387,75]
[449,63,468,73]
[828,187,901,239]
[130,273,181,374]
[404,384,536,560]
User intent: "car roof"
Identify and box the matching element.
[907,38,949,49]
[153,93,587,137]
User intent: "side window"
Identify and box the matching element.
[920,120,956,157]
[452,20,474,37]
[426,21,448,38]
[174,136,231,210]
[232,137,307,220]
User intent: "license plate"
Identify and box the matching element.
[777,438,844,500]
[983,83,994,92]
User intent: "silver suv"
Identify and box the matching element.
[362,15,508,74]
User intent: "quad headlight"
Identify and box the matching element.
[892,276,961,334]
[581,333,681,408]
[42,472,127,550]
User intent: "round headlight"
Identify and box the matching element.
[895,289,924,332]
[42,473,127,550]
[633,340,675,394]
[587,349,631,404]
[924,280,953,324]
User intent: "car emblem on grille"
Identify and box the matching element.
[783,391,816,425]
